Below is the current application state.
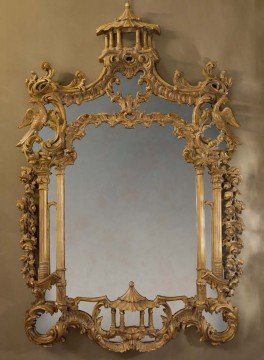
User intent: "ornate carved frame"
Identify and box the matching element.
[17,3,244,353]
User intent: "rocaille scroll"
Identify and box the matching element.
[17,3,244,352]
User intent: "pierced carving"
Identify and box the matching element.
[24,282,238,351]
[222,166,244,296]
[17,167,38,288]
[17,3,243,353]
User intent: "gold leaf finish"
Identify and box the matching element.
[17,3,244,353]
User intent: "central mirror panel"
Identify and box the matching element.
[46,76,212,329]
[66,90,198,297]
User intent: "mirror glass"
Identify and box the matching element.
[43,74,225,331]
[65,121,196,298]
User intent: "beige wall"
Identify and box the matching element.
[0,0,263,359]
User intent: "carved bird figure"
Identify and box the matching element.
[17,103,47,147]
[192,95,213,125]
[212,96,239,132]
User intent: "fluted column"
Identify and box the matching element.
[211,171,223,278]
[56,166,66,306]
[195,166,206,302]
[37,171,50,280]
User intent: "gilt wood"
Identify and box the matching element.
[17,3,244,353]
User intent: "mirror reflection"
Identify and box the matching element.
[44,77,220,330]
[64,121,196,299]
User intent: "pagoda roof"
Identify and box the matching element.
[96,3,160,35]
[109,281,154,311]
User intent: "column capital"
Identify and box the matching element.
[195,165,204,175]
[55,166,65,175]
[36,171,50,188]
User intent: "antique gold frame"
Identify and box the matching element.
[17,3,244,353]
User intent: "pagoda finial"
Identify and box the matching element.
[108,281,154,311]
[96,3,160,36]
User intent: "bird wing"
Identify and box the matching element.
[18,108,34,129]
[17,129,36,147]
[221,107,239,128]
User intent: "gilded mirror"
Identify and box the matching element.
[17,3,244,353]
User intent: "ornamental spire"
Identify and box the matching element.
[109,281,154,311]
[96,3,160,35]
[96,2,160,51]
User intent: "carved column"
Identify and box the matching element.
[140,310,145,329]
[110,308,116,331]
[136,29,141,49]
[211,170,223,278]
[56,166,66,307]
[37,171,50,280]
[104,34,109,49]
[143,31,148,48]
[109,30,114,48]
[148,308,154,329]
[120,310,125,330]
[195,166,206,301]
[116,29,122,49]
[148,33,153,47]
